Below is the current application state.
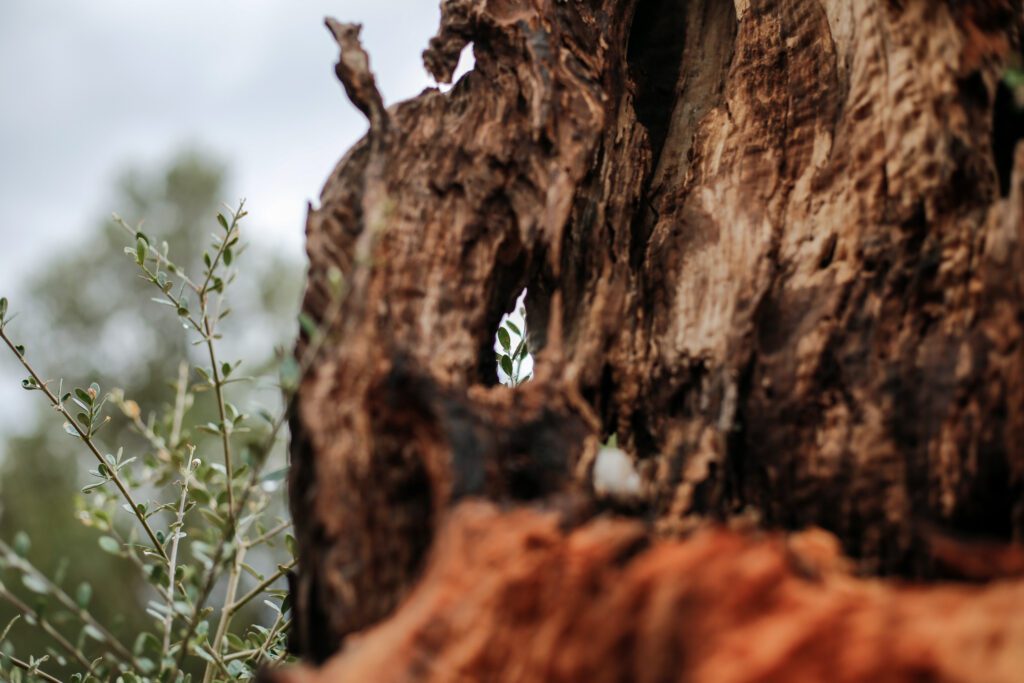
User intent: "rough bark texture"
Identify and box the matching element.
[273,502,1024,683]
[286,0,1024,675]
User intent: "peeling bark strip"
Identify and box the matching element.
[290,0,1024,663]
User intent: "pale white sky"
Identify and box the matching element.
[0,1,473,434]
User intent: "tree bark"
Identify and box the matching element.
[286,0,1024,674]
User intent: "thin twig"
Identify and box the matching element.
[244,520,292,549]
[0,328,168,562]
[202,546,246,683]
[203,318,235,529]
[0,541,141,669]
[1,653,65,683]
[253,613,288,665]
[0,588,94,671]
[227,560,296,616]
[170,359,189,449]
[162,454,195,658]
[113,215,202,292]
[177,285,344,675]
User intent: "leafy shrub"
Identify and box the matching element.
[0,201,340,682]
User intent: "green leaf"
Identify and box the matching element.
[223,247,233,266]
[13,531,30,556]
[512,339,526,362]
[0,297,7,320]
[217,213,229,230]
[21,574,48,595]
[76,582,92,608]
[262,466,289,483]
[1004,67,1024,89]
[97,536,121,555]
[82,625,104,642]
[227,661,248,678]
[136,236,148,265]
[133,631,161,657]
[279,355,301,391]
[505,321,521,336]
[497,327,511,351]
[240,563,264,581]
[500,355,514,377]
[53,557,69,586]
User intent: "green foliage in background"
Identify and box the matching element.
[0,150,308,682]
[494,295,532,388]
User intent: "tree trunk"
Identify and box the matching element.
[285,0,1024,677]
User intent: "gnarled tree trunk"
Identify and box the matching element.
[285,0,1024,678]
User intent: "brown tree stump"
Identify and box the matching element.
[285,0,1024,677]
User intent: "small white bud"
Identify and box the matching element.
[593,446,642,500]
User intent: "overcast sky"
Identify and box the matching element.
[0,1,468,433]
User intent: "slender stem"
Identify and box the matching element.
[244,521,292,550]
[0,588,94,671]
[204,318,235,529]
[200,644,232,679]
[222,648,259,663]
[162,457,194,659]
[202,546,246,683]
[252,612,287,665]
[110,525,185,605]
[0,328,168,562]
[146,273,205,332]
[227,560,296,616]
[1,653,64,683]
[195,207,242,528]
[198,204,241,297]
[175,272,345,674]
[272,626,292,665]
[169,360,189,448]
[113,214,201,292]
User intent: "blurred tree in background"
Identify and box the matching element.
[0,149,303,673]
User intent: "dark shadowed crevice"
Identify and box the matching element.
[474,208,530,387]
[522,245,556,360]
[625,1,737,273]
[993,77,1024,197]
[626,0,690,169]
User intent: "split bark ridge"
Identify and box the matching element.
[289,0,1024,661]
